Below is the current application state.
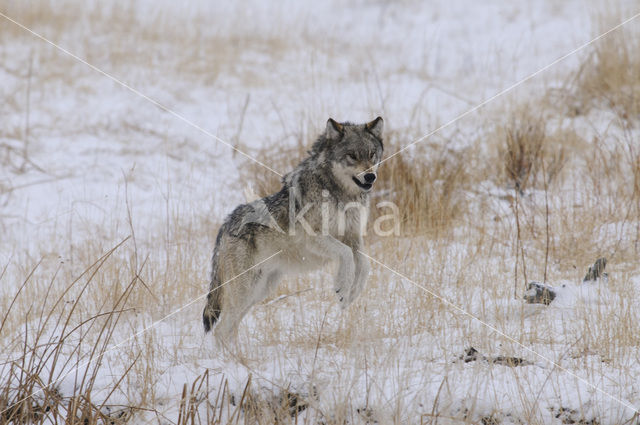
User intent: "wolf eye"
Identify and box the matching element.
[346,153,357,162]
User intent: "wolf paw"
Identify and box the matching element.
[335,288,345,304]
[335,286,356,309]
[345,280,365,305]
[334,271,355,306]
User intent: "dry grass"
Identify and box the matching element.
[565,19,640,127]
[0,1,294,86]
[0,241,138,425]
[495,111,567,194]
[372,133,472,237]
[2,2,640,424]
[483,103,640,292]
[3,123,640,423]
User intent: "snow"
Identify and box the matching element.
[2,0,640,423]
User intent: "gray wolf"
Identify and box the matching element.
[202,117,384,340]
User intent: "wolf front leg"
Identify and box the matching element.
[339,235,369,305]
[312,235,356,306]
[346,247,370,305]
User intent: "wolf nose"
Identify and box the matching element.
[363,173,376,183]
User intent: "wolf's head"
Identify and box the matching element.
[311,117,384,195]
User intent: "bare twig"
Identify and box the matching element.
[20,51,33,173]
[232,94,251,157]
[542,158,550,283]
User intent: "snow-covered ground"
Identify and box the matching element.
[2,1,640,423]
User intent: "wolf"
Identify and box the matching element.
[202,117,384,341]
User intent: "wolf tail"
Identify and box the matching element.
[203,248,223,333]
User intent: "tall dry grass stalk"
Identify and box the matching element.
[492,110,567,292]
[496,111,567,195]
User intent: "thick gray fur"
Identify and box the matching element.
[203,117,384,341]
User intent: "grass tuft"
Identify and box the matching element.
[568,21,640,127]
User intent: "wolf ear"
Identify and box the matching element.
[326,118,344,139]
[365,117,384,139]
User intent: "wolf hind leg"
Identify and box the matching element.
[202,292,221,333]
[214,268,282,343]
[203,249,223,333]
[213,270,256,342]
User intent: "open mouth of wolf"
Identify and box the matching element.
[352,176,373,191]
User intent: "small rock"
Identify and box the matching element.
[278,389,307,417]
[583,257,607,282]
[481,414,502,425]
[356,407,378,423]
[551,406,600,425]
[491,355,532,367]
[460,347,481,363]
[458,347,532,367]
[523,281,556,305]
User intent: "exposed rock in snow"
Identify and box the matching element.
[583,257,608,283]
[458,347,533,367]
[523,281,557,305]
